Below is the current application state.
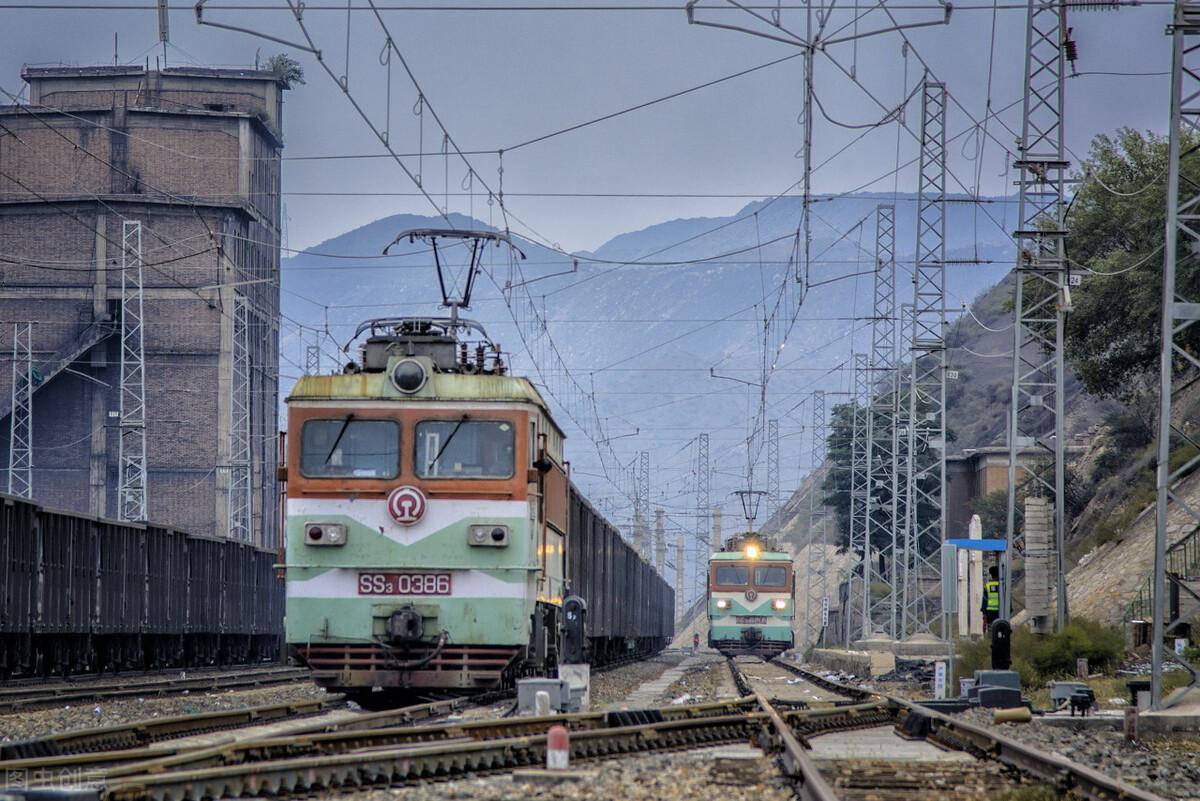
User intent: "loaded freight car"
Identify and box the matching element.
[565,485,672,665]
[0,493,283,678]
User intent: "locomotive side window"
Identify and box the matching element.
[754,565,789,588]
[300,419,400,478]
[714,565,749,586]
[415,419,515,479]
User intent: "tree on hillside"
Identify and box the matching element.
[822,399,950,556]
[1065,129,1200,406]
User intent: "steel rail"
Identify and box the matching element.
[0,668,310,714]
[0,699,336,760]
[16,700,889,799]
[776,662,1171,801]
[93,698,769,780]
[755,693,840,801]
[101,711,766,801]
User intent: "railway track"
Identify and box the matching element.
[0,654,1173,801]
[0,666,310,714]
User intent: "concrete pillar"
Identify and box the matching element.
[675,532,685,622]
[88,209,109,517]
[1024,496,1054,633]
[713,506,723,551]
[958,514,984,636]
[654,509,666,574]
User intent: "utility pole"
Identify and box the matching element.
[684,2,948,297]
[805,390,828,649]
[117,220,148,522]
[903,81,947,637]
[1003,0,1070,629]
[847,353,870,645]
[228,295,252,542]
[1152,1,1200,709]
[7,323,32,499]
[694,433,710,605]
[868,205,899,639]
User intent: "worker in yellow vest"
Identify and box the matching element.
[982,565,1001,631]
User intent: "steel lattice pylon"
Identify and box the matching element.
[636,450,650,557]
[7,322,32,499]
[1152,1,1200,708]
[846,353,870,645]
[694,432,710,605]
[903,81,947,637]
[896,303,915,634]
[305,343,320,375]
[767,418,780,521]
[1003,0,1070,627]
[867,205,899,638]
[804,390,829,649]
[228,295,253,542]
[117,220,148,522]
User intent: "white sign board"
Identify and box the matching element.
[934,661,947,700]
[820,596,830,627]
[1176,638,1188,657]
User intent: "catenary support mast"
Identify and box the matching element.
[7,322,32,499]
[1152,0,1200,709]
[1003,0,1070,628]
[868,205,899,638]
[117,220,148,522]
[903,81,947,636]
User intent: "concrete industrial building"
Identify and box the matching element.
[0,65,287,546]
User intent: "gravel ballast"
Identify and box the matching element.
[959,708,1200,800]
[372,746,791,801]
[590,651,687,708]
[0,682,329,744]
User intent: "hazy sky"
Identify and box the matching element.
[0,2,1176,255]
[0,2,1182,529]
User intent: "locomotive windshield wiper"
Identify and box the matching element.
[324,414,355,465]
[430,414,470,471]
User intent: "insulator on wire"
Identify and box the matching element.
[1064,28,1079,66]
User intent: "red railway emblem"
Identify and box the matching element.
[387,485,427,525]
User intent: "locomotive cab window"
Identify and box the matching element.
[714,565,749,586]
[754,565,789,588]
[415,419,515,479]
[300,419,400,478]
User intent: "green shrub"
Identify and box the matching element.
[1014,618,1125,679]
[1011,657,1041,691]
[953,618,1124,690]
[953,635,992,685]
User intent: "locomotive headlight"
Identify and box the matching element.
[390,358,428,394]
[744,544,760,559]
[715,599,729,610]
[304,522,348,547]
[772,599,787,611]
[467,524,509,547]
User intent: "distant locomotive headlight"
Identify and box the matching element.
[772,599,787,611]
[467,524,509,547]
[304,522,348,547]
[715,599,729,610]
[390,358,427,394]
[744,544,760,559]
